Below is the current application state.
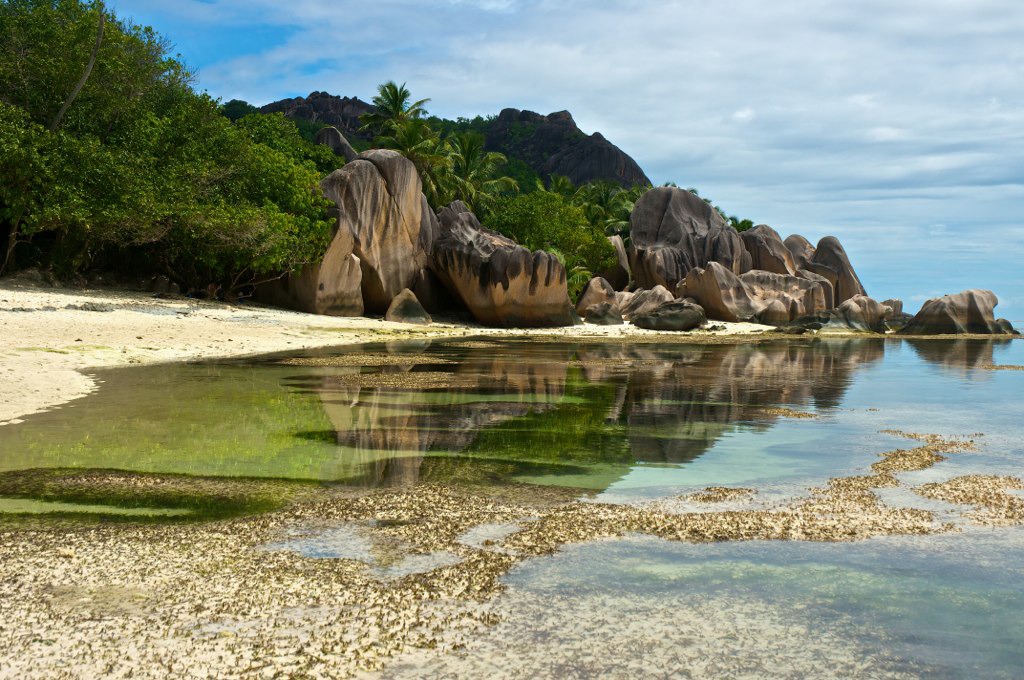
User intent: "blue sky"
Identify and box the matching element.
[112,0,1024,318]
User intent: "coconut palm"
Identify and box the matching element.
[359,81,430,136]
[447,131,518,216]
[375,118,452,207]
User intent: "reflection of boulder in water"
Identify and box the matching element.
[303,339,884,484]
[905,338,1012,375]
[311,345,572,486]
[616,340,884,462]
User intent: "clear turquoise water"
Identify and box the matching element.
[1,336,1022,676]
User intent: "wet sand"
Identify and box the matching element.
[0,432,1015,679]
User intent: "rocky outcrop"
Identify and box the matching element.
[900,290,1016,335]
[741,225,796,275]
[800,236,867,304]
[676,262,831,325]
[385,289,431,325]
[676,263,761,322]
[618,286,674,321]
[486,108,650,187]
[584,301,624,325]
[575,277,616,316]
[320,150,439,313]
[430,202,574,327]
[629,187,751,290]
[784,234,817,270]
[631,300,706,332]
[261,91,374,140]
[314,126,358,162]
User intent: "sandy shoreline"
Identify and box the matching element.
[0,282,773,425]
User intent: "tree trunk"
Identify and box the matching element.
[49,5,106,132]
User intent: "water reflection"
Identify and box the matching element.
[296,338,887,486]
[0,337,1016,490]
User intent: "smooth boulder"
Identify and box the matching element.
[385,289,432,325]
[575,277,616,316]
[431,202,574,328]
[321,150,439,313]
[900,290,1015,335]
[629,187,751,289]
[584,301,624,325]
[741,225,796,275]
[632,300,707,332]
[619,285,674,321]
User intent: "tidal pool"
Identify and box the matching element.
[0,336,1022,676]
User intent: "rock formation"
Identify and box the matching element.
[584,301,624,325]
[486,108,650,187]
[900,290,1017,335]
[314,126,358,162]
[800,236,867,305]
[320,150,439,313]
[741,225,796,275]
[631,300,707,332]
[629,187,751,290]
[618,286,674,321]
[430,202,574,327]
[575,277,616,316]
[385,289,432,325]
[261,92,374,141]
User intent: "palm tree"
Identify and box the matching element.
[359,81,430,136]
[447,132,518,216]
[375,118,452,207]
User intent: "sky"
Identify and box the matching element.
[111,0,1024,318]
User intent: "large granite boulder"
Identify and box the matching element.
[739,270,828,321]
[632,300,707,332]
[321,150,439,313]
[784,234,817,270]
[314,126,358,162]
[676,262,761,322]
[629,187,751,290]
[575,277,616,316]
[431,202,574,327]
[618,285,674,321]
[741,225,796,275]
[584,301,624,325]
[676,262,831,325]
[798,235,867,305]
[900,290,1016,335]
[385,289,432,325]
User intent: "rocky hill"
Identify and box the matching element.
[260,92,650,187]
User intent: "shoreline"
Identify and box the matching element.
[1,281,1017,426]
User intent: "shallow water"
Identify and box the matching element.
[1,336,1022,676]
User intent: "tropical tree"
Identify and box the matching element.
[359,80,430,136]
[375,118,452,207]
[447,131,518,216]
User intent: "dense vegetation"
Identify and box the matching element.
[0,0,335,291]
[0,0,756,298]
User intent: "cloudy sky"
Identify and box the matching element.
[113,0,1024,317]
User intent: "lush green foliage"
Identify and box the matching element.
[485,191,616,297]
[0,0,334,289]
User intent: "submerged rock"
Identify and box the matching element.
[430,202,573,328]
[631,300,707,332]
[900,290,1016,335]
[385,289,432,325]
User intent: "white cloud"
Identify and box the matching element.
[115,0,1024,310]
